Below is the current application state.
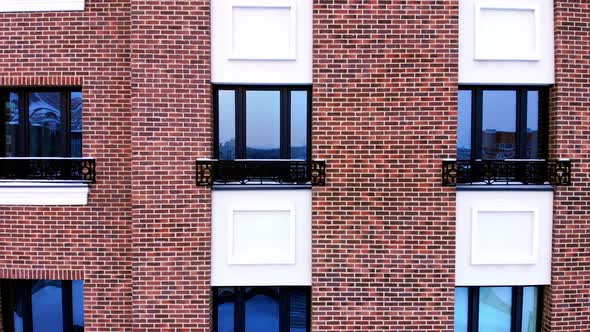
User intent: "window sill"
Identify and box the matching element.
[0,181,89,205]
[0,0,84,13]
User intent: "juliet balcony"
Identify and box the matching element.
[442,159,571,186]
[196,159,326,187]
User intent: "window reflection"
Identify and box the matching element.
[4,93,19,157]
[457,90,472,160]
[245,288,280,332]
[478,287,512,332]
[70,92,83,158]
[289,289,307,332]
[522,287,539,332]
[246,91,281,159]
[482,90,517,159]
[32,280,64,332]
[218,90,236,160]
[72,280,84,331]
[28,92,63,157]
[526,91,539,159]
[454,288,468,332]
[291,91,308,160]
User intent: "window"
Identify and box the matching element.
[213,286,310,332]
[455,286,542,332]
[1,279,84,332]
[214,86,311,160]
[1,89,82,157]
[457,87,547,160]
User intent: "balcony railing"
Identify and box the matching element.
[442,159,571,186]
[0,158,96,182]
[196,159,326,186]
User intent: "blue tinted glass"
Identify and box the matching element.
[29,92,63,157]
[526,91,539,159]
[291,91,308,160]
[245,292,279,332]
[522,287,539,332]
[12,281,26,332]
[219,90,236,160]
[478,287,512,332]
[458,90,472,160]
[72,280,84,329]
[32,280,63,332]
[4,92,19,157]
[246,90,280,159]
[217,287,235,332]
[290,289,308,332]
[482,90,516,159]
[70,92,83,158]
[454,288,468,332]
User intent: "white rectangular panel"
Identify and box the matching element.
[456,190,553,286]
[231,5,296,60]
[475,6,539,60]
[471,209,538,264]
[0,0,85,12]
[229,206,296,265]
[0,182,89,205]
[212,189,311,286]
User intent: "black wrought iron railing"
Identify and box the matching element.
[442,159,571,186]
[196,159,326,186]
[0,158,96,182]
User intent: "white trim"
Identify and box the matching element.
[0,0,85,12]
[227,203,296,265]
[474,1,540,61]
[0,182,89,205]
[471,206,539,265]
[228,0,297,61]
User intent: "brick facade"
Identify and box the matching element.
[0,0,586,331]
[546,0,590,330]
[0,1,133,331]
[312,1,458,330]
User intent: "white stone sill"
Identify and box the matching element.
[0,0,84,13]
[0,181,89,205]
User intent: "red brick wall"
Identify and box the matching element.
[130,0,211,330]
[0,1,133,331]
[545,0,590,330]
[312,1,458,330]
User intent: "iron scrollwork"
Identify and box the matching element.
[196,159,327,187]
[442,159,572,186]
[0,158,96,182]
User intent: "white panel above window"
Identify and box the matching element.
[212,0,312,84]
[212,189,311,286]
[456,190,553,286]
[459,0,554,84]
[0,0,85,12]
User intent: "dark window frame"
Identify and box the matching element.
[457,285,544,332]
[1,279,83,332]
[459,86,549,160]
[213,85,312,161]
[0,87,82,157]
[212,286,311,332]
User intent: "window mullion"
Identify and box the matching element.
[281,88,291,159]
[517,89,528,159]
[62,280,74,332]
[23,280,33,332]
[236,287,245,332]
[236,88,246,159]
[63,91,71,157]
[512,286,523,332]
[0,91,6,157]
[20,92,28,157]
[279,288,290,332]
[473,88,483,160]
[468,286,479,332]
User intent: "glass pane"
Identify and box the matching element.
[245,290,279,332]
[216,287,235,332]
[246,90,280,159]
[290,289,308,332]
[4,92,19,157]
[218,90,236,160]
[72,280,84,330]
[291,91,308,160]
[454,288,468,332]
[522,287,539,332]
[32,280,63,332]
[482,90,516,159]
[478,287,512,332]
[526,91,539,159]
[70,92,83,158]
[29,92,63,157]
[458,90,472,160]
[13,281,27,332]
